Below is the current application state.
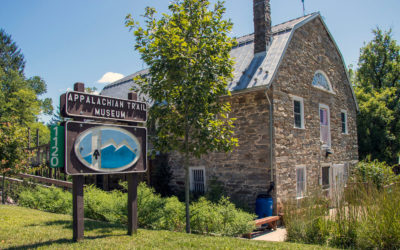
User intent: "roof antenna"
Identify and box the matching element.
[302,0,305,16]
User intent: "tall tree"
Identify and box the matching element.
[0,118,30,204]
[354,28,400,164]
[126,0,238,233]
[0,30,53,201]
[0,29,25,74]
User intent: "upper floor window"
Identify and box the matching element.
[312,71,333,93]
[341,110,348,134]
[320,104,331,147]
[292,96,304,129]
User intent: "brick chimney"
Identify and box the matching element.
[253,0,272,54]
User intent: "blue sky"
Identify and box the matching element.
[1,0,399,123]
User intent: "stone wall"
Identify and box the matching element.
[272,17,358,200]
[168,90,273,208]
[167,16,359,208]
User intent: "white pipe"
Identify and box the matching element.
[264,86,274,183]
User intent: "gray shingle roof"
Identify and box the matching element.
[101,68,149,100]
[101,13,319,99]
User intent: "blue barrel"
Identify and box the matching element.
[255,195,273,218]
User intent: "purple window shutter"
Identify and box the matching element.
[319,108,330,145]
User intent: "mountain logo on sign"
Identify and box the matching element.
[83,139,137,169]
[74,126,141,172]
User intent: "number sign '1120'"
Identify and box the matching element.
[50,125,65,168]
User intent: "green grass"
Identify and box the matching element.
[0,205,331,249]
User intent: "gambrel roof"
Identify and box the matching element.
[101,12,357,108]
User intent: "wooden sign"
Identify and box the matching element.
[62,82,143,242]
[61,91,147,122]
[65,121,147,175]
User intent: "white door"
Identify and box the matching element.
[330,164,345,201]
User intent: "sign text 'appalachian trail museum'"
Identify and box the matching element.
[56,82,147,241]
[61,91,147,122]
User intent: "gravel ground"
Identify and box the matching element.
[252,227,287,242]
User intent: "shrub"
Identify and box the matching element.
[284,179,400,249]
[356,184,400,249]
[216,197,256,236]
[19,186,71,214]
[191,197,222,234]
[205,177,226,203]
[352,160,400,189]
[136,182,165,229]
[17,182,255,237]
[191,197,255,237]
[84,185,126,224]
[3,179,36,203]
[284,193,330,245]
[328,185,359,249]
[154,196,185,231]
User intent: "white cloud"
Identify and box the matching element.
[97,72,124,84]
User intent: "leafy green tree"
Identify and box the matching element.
[0,30,53,198]
[353,28,400,164]
[0,29,25,74]
[85,86,98,94]
[0,29,53,122]
[352,159,400,189]
[48,105,65,126]
[29,122,50,147]
[126,0,238,232]
[0,119,30,203]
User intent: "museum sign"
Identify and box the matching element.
[61,91,147,122]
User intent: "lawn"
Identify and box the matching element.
[0,205,331,249]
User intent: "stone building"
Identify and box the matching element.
[101,0,358,209]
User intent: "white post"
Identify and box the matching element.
[91,128,102,170]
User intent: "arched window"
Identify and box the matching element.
[312,71,333,92]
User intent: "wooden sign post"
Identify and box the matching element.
[61,82,147,242]
[72,83,85,242]
[127,92,139,235]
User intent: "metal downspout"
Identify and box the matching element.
[265,86,274,183]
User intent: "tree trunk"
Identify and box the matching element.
[183,98,191,233]
[184,153,190,233]
[184,137,190,233]
[1,173,6,204]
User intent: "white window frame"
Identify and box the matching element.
[189,166,206,194]
[319,103,331,147]
[341,109,348,134]
[292,95,305,129]
[296,165,307,199]
[312,70,335,94]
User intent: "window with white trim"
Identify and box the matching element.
[189,167,206,194]
[341,110,348,134]
[312,71,333,92]
[319,104,331,147]
[293,96,304,129]
[296,166,306,198]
